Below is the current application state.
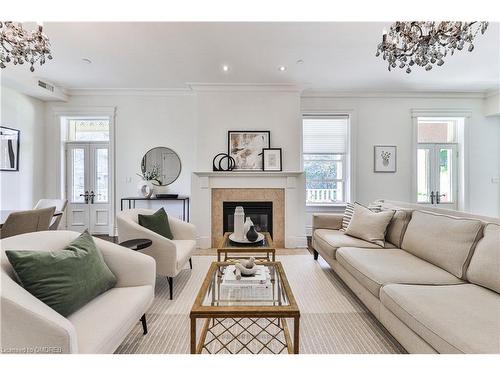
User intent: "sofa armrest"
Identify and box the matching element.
[312,213,344,231]
[94,237,156,288]
[1,274,77,354]
[169,216,196,240]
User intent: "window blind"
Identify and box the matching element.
[303,115,349,154]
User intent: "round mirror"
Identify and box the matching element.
[141,147,181,186]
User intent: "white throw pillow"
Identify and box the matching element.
[345,203,395,247]
[341,201,382,231]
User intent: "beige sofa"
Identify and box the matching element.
[312,201,500,354]
[1,231,156,354]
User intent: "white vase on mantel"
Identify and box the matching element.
[234,206,245,240]
[243,217,254,237]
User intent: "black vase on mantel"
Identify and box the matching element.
[246,225,259,242]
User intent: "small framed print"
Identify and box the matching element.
[262,148,282,171]
[374,145,397,173]
[1,126,20,171]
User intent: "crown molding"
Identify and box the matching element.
[301,90,488,99]
[187,83,303,92]
[66,88,194,96]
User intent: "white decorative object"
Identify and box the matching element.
[243,217,253,237]
[233,206,245,240]
[137,181,154,198]
[229,232,265,244]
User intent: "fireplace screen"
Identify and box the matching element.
[223,201,273,238]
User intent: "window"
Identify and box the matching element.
[303,115,350,206]
[416,117,460,207]
[68,118,110,141]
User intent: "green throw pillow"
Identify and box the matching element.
[6,231,117,317]
[138,207,173,240]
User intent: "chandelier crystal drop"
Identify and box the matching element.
[0,21,52,72]
[376,21,489,73]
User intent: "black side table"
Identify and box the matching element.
[119,238,153,251]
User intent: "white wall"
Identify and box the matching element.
[44,92,197,221]
[0,86,46,210]
[302,94,500,231]
[194,88,302,171]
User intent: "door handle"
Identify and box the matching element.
[89,191,95,204]
[436,191,446,204]
[80,191,89,204]
[430,191,435,204]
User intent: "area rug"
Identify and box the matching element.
[115,255,405,354]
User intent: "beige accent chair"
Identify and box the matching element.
[34,199,68,230]
[0,207,55,239]
[116,208,196,300]
[1,230,155,354]
[312,200,500,354]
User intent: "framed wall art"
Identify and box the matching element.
[374,145,397,173]
[262,148,282,171]
[1,126,20,171]
[228,130,270,171]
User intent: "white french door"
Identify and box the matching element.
[417,143,458,210]
[65,142,111,234]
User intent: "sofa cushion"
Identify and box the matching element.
[313,229,395,259]
[467,224,500,293]
[5,231,117,317]
[336,247,464,297]
[345,203,395,247]
[401,211,483,278]
[68,285,153,353]
[385,210,412,247]
[380,284,500,354]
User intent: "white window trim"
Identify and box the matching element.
[411,109,472,211]
[52,106,117,236]
[301,110,356,209]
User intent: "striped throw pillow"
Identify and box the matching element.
[341,201,383,231]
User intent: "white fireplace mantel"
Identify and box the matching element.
[191,171,307,249]
[193,171,303,177]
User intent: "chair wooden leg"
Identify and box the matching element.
[313,250,319,260]
[140,314,148,335]
[168,277,173,300]
[189,257,193,269]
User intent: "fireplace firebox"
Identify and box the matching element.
[223,201,273,238]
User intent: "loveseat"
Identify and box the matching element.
[312,200,500,354]
[1,231,156,354]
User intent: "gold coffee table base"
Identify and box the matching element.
[217,232,276,262]
[196,317,295,354]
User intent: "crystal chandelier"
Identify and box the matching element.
[376,22,489,73]
[0,21,52,72]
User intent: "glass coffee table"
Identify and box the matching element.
[190,261,300,354]
[217,231,276,262]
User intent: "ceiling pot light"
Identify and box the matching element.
[82,58,92,64]
[222,65,229,72]
[296,59,304,64]
[278,66,286,71]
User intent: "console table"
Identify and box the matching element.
[120,196,190,222]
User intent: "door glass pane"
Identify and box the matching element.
[95,148,108,203]
[72,148,85,203]
[417,119,456,143]
[417,148,430,203]
[68,119,110,141]
[439,148,453,203]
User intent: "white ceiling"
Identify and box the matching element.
[2,22,500,92]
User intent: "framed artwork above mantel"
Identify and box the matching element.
[228,130,270,171]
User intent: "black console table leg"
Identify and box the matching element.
[167,277,173,300]
[313,250,319,260]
